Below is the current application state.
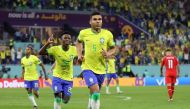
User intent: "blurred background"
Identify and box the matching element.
[0,0,190,80]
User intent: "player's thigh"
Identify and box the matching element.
[62,81,73,97]
[62,81,73,103]
[24,81,33,93]
[106,74,112,82]
[112,73,118,79]
[165,76,172,85]
[52,77,63,93]
[96,74,105,89]
[82,70,98,87]
[106,73,111,79]
[31,80,39,91]
[24,81,33,89]
[171,76,177,84]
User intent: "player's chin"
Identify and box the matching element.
[65,43,70,46]
[64,41,70,45]
[95,26,101,29]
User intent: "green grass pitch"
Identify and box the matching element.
[0,86,190,109]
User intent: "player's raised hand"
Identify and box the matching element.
[47,34,54,44]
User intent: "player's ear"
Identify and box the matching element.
[89,19,91,25]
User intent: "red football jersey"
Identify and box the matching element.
[161,55,179,76]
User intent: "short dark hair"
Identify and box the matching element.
[27,44,33,50]
[90,11,101,18]
[165,48,172,52]
[62,31,70,35]
[58,31,71,39]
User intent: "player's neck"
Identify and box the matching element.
[91,28,101,33]
[26,54,31,58]
[62,45,69,51]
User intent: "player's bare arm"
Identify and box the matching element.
[39,63,48,80]
[21,67,25,79]
[48,62,55,74]
[177,65,180,78]
[107,46,116,57]
[76,40,84,63]
[39,35,54,55]
[102,46,116,59]
[160,65,164,77]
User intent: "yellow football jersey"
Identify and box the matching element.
[21,55,41,80]
[78,28,115,74]
[47,45,77,81]
[107,59,116,74]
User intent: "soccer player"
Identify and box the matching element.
[106,58,122,94]
[160,48,180,101]
[21,45,48,109]
[39,33,77,109]
[76,11,116,109]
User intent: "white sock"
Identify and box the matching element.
[54,98,61,109]
[116,85,120,92]
[91,99,100,109]
[106,86,109,93]
[88,95,92,109]
[54,101,61,109]
[28,94,37,106]
[91,93,100,109]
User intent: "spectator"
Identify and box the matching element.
[16,48,23,64]
[0,49,6,64]
[183,45,189,64]
[123,64,135,77]
[11,47,16,64]
[5,47,11,64]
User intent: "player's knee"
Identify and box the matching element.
[62,96,70,104]
[91,92,100,101]
[98,84,102,90]
[63,100,69,104]
[54,93,62,103]
[26,88,32,94]
[54,93,61,98]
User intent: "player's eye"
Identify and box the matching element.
[98,18,102,20]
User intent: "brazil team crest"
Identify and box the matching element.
[100,38,105,44]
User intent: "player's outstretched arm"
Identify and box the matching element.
[39,35,54,55]
[39,63,48,80]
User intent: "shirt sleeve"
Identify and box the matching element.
[34,56,42,65]
[107,31,115,47]
[47,46,56,56]
[78,30,84,42]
